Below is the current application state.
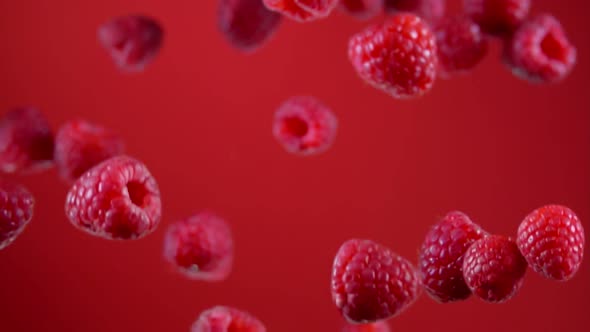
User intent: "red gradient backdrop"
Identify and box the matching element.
[1,1,589,331]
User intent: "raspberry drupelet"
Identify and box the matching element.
[340,0,384,21]
[0,181,34,250]
[463,0,531,36]
[384,0,446,23]
[191,306,266,332]
[343,321,391,332]
[163,211,234,281]
[65,155,161,240]
[263,0,338,22]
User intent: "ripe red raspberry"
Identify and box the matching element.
[331,239,422,323]
[384,0,446,23]
[191,306,266,332]
[503,14,577,84]
[65,155,161,240]
[163,212,234,281]
[0,181,34,250]
[263,0,338,22]
[517,205,584,281]
[419,211,487,303]
[218,0,283,53]
[343,321,391,332]
[434,17,489,78]
[98,15,163,72]
[0,107,54,174]
[463,0,531,36]
[54,120,125,184]
[273,96,338,156]
[348,14,438,99]
[340,0,384,20]
[462,235,528,303]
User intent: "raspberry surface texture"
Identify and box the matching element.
[218,0,283,53]
[0,181,34,250]
[384,0,446,23]
[463,0,531,36]
[331,239,422,323]
[340,0,384,20]
[65,155,161,240]
[191,306,266,332]
[348,13,438,99]
[0,107,54,174]
[54,120,125,183]
[273,96,338,156]
[163,211,234,281]
[462,235,527,303]
[98,15,163,72]
[419,211,487,303]
[263,0,338,22]
[504,14,577,84]
[343,321,391,332]
[517,205,584,281]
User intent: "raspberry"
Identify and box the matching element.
[218,0,283,53]
[0,107,54,174]
[54,120,125,183]
[517,205,584,281]
[343,321,391,332]
[0,181,34,250]
[503,14,577,84]
[191,306,266,332]
[272,96,338,156]
[462,235,528,303]
[348,14,438,99]
[65,155,161,240]
[98,15,164,72]
[384,0,446,23]
[331,239,421,323]
[419,211,487,303]
[163,212,234,281]
[263,0,338,22]
[340,0,384,20]
[434,17,489,78]
[463,0,531,36]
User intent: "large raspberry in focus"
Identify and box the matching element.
[340,0,384,20]
[0,107,54,174]
[54,120,125,183]
[98,15,164,72]
[419,211,487,303]
[463,0,531,36]
[517,205,584,281]
[0,181,34,250]
[191,306,266,332]
[163,212,234,281]
[65,155,161,240]
[331,239,422,323]
[263,0,338,22]
[348,14,438,99]
[385,0,446,23]
[343,321,391,332]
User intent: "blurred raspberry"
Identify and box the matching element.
[54,120,124,183]
[0,107,54,174]
[98,15,163,72]
[65,155,161,240]
[517,205,584,281]
[0,181,34,250]
[191,306,266,332]
[384,0,446,23]
[463,0,531,36]
[164,211,234,281]
[343,321,391,332]
[340,0,384,20]
[263,0,338,22]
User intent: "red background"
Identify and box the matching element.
[1,1,589,331]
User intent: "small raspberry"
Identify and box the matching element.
[263,0,338,22]
[463,0,531,36]
[462,235,528,303]
[54,120,125,184]
[517,205,584,281]
[65,155,161,240]
[348,14,438,99]
[503,14,576,84]
[434,17,489,78]
[218,0,283,53]
[163,212,234,281]
[384,0,446,23]
[0,181,34,250]
[419,211,487,303]
[273,96,338,156]
[343,321,391,332]
[340,0,384,20]
[191,306,266,332]
[0,107,54,174]
[98,15,164,72]
[331,239,422,323]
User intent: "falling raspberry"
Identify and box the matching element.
[163,211,234,281]
[348,13,438,99]
[517,205,584,281]
[384,0,446,23]
[65,155,162,240]
[0,107,54,174]
[191,306,266,332]
[263,0,339,22]
[463,0,531,36]
[331,239,422,323]
[343,321,391,332]
[340,0,384,20]
[273,96,338,156]
[0,181,34,250]
[98,15,164,72]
